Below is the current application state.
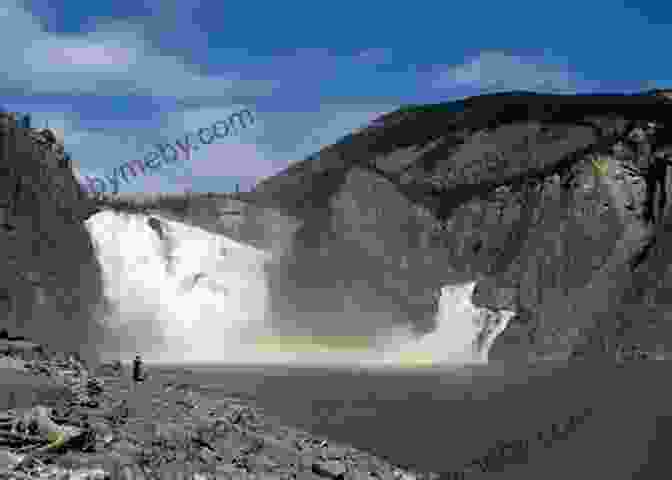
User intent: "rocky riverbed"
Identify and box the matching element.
[0,348,438,480]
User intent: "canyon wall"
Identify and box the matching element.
[7,91,672,364]
[248,91,672,361]
[0,112,104,364]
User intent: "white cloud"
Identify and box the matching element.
[161,105,272,182]
[290,106,396,159]
[355,48,393,65]
[41,102,396,196]
[166,105,394,185]
[433,51,581,93]
[66,105,270,195]
[0,1,276,99]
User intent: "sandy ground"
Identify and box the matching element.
[143,360,672,479]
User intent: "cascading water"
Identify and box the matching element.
[85,210,272,363]
[85,210,513,366]
[377,282,516,366]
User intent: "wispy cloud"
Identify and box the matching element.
[432,51,590,93]
[0,1,276,100]
[354,48,394,65]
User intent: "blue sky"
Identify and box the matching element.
[2,0,669,195]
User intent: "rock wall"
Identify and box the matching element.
[0,112,104,365]
[14,91,672,365]
[250,92,672,361]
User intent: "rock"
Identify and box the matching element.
[370,470,395,480]
[297,472,329,480]
[246,434,300,466]
[0,449,24,472]
[197,446,218,464]
[312,460,347,479]
[247,453,280,472]
[324,445,350,460]
[216,463,245,476]
[254,474,286,480]
[299,453,319,470]
[89,421,112,437]
[109,439,141,457]
[392,469,415,480]
[0,353,422,480]
[212,415,235,432]
[628,127,647,143]
[192,474,212,480]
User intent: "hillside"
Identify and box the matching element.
[244,89,672,360]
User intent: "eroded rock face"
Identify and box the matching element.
[0,112,104,365]
[251,92,672,361]
[17,92,672,364]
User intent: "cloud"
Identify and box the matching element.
[355,48,393,65]
[161,105,273,181]
[67,104,270,195]
[0,1,276,100]
[190,142,272,179]
[146,104,395,191]
[39,98,395,197]
[432,51,584,93]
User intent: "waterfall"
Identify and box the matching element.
[378,282,516,366]
[85,210,272,363]
[85,210,511,366]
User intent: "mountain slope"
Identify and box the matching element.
[248,90,672,360]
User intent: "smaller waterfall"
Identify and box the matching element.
[379,281,516,366]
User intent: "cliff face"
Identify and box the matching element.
[0,112,104,364]
[249,91,672,361]
[9,90,672,364]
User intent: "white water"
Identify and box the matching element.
[377,282,516,365]
[85,211,513,366]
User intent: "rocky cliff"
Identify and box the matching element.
[247,90,672,361]
[8,90,672,364]
[0,112,104,365]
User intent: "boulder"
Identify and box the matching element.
[312,460,347,479]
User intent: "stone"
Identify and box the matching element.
[299,453,318,470]
[0,449,24,472]
[247,454,280,472]
[312,460,347,479]
[109,439,141,457]
[297,472,329,480]
[255,436,301,465]
[349,472,377,480]
[216,463,245,476]
[322,445,350,460]
[628,127,647,142]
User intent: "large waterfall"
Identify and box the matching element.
[85,210,512,366]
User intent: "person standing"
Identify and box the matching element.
[132,355,143,383]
